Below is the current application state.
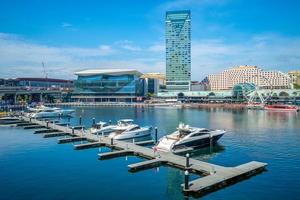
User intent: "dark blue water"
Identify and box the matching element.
[1,106,300,200]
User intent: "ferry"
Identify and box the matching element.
[154,123,226,152]
[264,104,299,112]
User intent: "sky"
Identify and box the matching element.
[0,0,300,80]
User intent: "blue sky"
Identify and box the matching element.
[0,0,300,80]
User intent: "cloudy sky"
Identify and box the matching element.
[0,0,299,80]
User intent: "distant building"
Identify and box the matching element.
[207,65,292,90]
[190,81,208,91]
[140,73,165,95]
[288,70,300,88]
[0,77,73,90]
[165,10,191,91]
[72,69,144,102]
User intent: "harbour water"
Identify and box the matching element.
[0,106,300,200]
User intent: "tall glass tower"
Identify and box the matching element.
[165,10,191,91]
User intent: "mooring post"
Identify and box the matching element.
[186,153,190,168]
[79,116,82,125]
[92,117,96,126]
[72,127,74,136]
[209,133,212,152]
[46,121,49,128]
[155,127,158,143]
[184,170,189,190]
[29,117,32,122]
[110,137,113,146]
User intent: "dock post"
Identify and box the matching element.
[155,127,158,144]
[46,121,49,128]
[209,133,212,153]
[92,118,95,126]
[186,153,190,168]
[184,170,189,190]
[79,116,82,125]
[29,117,32,122]
[72,127,75,136]
[110,137,113,146]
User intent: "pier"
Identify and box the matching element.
[12,116,267,197]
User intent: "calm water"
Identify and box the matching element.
[1,106,300,200]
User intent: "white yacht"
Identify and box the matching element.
[27,105,74,118]
[108,119,152,140]
[155,123,226,152]
[89,121,117,135]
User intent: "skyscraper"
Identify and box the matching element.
[165,10,191,91]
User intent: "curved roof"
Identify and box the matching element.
[74,69,142,76]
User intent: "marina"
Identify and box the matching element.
[1,106,299,199]
[1,111,267,198]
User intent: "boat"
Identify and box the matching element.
[154,123,226,152]
[246,102,265,110]
[108,119,152,140]
[27,105,74,118]
[89,121,117,135]
[264,104,299,112]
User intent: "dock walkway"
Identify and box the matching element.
[18,116,267,197]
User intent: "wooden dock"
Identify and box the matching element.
[18,116,267,197]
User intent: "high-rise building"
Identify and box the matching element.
[165,10,191,91]
[207,65,292,90]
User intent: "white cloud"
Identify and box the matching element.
[61,22,73,28]
[0,33,164,79]
[0,32,300,81]
[148,44,165,52]
[115,40,142,51]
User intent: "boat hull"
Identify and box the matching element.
[109,128,151,140]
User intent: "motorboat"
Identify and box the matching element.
[89,121,117,135]
[27,105,74,118]
[155,123,226,152]
[246,102,265,110]
[264,104,299,112]
[108,119,152,140]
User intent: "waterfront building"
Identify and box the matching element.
[207,65,292,90]
[165,10,191,91]
[288,70,300,88]
[190,81,208,91]
[141,73,165,95]
[0,77,73,90]
[73,69,145,102]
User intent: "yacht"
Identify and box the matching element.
[155,123,226,152]
[27,105,74,118]
[89,121,117,135]
[108,119,152,140]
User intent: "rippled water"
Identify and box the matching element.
[0,106,300,200]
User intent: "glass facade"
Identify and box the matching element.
[165,10,191,91]
[73,73,144,102]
